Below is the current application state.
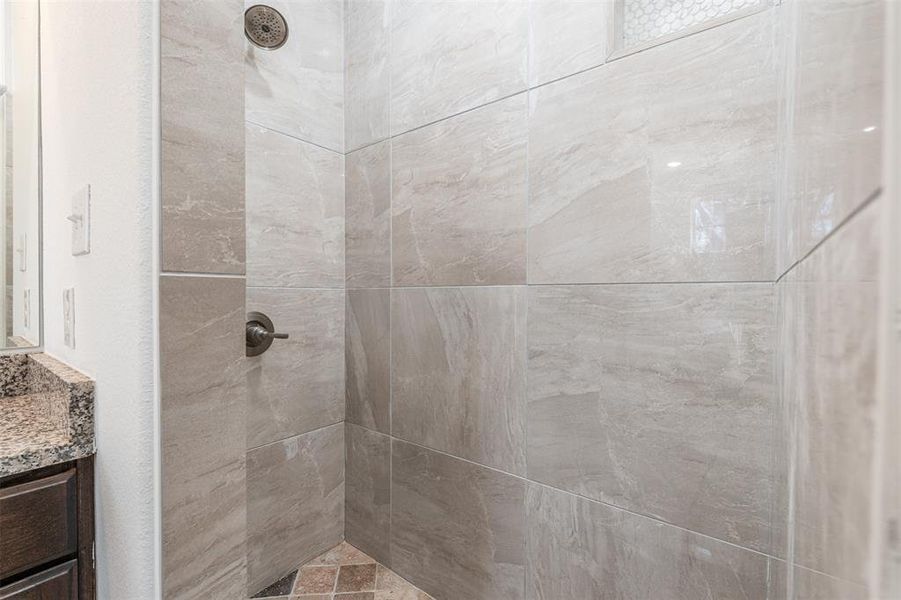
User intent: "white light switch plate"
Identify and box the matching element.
[70,185,91,256]
[63,287,75,348]
[23,289,30,329]
[16,233,26,271]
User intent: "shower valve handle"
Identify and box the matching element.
[246,311,289,356]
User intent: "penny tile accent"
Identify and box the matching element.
[336,564,377,593]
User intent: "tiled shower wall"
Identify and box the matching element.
[344,2,786,598]
[774,0,884,596]
[243,0,347,593]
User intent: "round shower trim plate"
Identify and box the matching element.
[244,4,289,51]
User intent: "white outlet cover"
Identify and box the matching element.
[71,185,91,256]
[63,288,75,348]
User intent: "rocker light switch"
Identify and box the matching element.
[69,185,91,256]
[63,288,75,348]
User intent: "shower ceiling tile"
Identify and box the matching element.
[245,0,344,152]
[525,484,770,599]
[390,0,528,135]
[246,287,345,449]
[246,124,345,289]
[391,95,528,286]
[391,286,527,475]
[528,10,776,284]
[246,423,345,594]
[528,0,613,87]
[390,440,526,600]
[526,282,775,552]
[346,142,391,289]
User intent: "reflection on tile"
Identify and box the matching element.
[526,484,770,599]
[527,283,775,551]
[247,424,345,593]
[245,0,344,151]
[528,11,776,284]
[247,288,344,448]
[161,0,245,274]
[246,124,344,288]
[345,0,390,150]
[345,424,391,566]
[346,289,390,433]
[391,440,526,600]
[160,275,247,598]
[392,96,528,286]
[788,199,880,583]
[392,287,527,474]
[528,0,612,86]
[346,142,391,289]
[778,0,883,272]
[389,0,527,134]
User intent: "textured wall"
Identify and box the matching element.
[40,1,158,597]
[343,2,785,599]
[244,0,347,593]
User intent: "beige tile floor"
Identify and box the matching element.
[251,542,433,600]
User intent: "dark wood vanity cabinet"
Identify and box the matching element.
[0,458,95,600]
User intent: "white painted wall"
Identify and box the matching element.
[40,1,158,598]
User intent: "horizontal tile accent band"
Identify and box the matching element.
[347,421,782,563]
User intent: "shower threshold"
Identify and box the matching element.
[251,541,433,600]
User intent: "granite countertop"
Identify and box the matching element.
[0,353,95,477]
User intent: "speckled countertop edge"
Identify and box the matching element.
[0,353,95,478]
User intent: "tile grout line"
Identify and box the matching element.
[246,421,345,454]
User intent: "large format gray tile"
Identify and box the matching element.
[246,124,344,288]
[767,561,869,600]
[391,440,526,600]
[528,11,776,284]
[528,0,612,87]
[160,275,246,598]
[526,484,770,600]
[161,0,245,274]
[778,0,883,274]
[346,289,390,434]
[345,423,391,566]
[345,0,390,151]
[392,96,528,286]
[246,287,344,448]
[247,423,345,593]
[392,286,527,474]
[527,283,775,552]
[245,0,344,152]
[346,142,391,289]
[787,199,880,583]
[389,0,527,134]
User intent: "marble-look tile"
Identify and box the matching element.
[346,142,391,289]
[392,96,528,286]
[793,565,869,600]
[246,288,344,448]
[528,0,612,87]
[345,424,391,566]
[528,11,776,284]
[161,0,245,274]
[778,0,883,273]
[247,423,345,593]
[526,484,770,599]
[389,0,527,134]
[245,0,344,152]
[160,275,246,598]
[246,124,344,288]
[346,289,390,433]
[787,199,880,583]
[527,283,775,551]
[392,286,527,474]
[345,0,389,151]
[391,440,526,600]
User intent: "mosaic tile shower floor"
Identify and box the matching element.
[251,542,433,600]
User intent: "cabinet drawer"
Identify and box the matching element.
[0,469,77,579]
[0,560,78,600]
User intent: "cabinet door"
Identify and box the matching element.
[0,560,78,599]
